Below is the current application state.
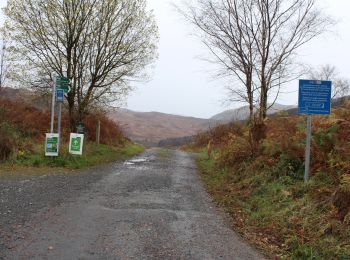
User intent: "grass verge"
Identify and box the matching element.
[196,155,350,259]
[1,142,145,171]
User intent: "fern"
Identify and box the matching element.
[340,174,350,192]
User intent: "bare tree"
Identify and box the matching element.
[5,0,158,129]
[178,0,257,122]
[179,0,333,150]
[0,39,5,92]
[254,0,333,120]
[0,25,11,93]
[309,64,349,99]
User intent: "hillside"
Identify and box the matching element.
[0,87,32,102]
[0,93,143,168]
[188,101,350,259]
[211,103,295,122]
[108,108,215,145]
[0,87,51,112]
[108,104,300,145]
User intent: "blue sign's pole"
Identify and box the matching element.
[57,102,62,153]
[304,115,312,182]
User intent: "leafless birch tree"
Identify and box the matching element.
[179,0,258,122]
[5,0,158,129]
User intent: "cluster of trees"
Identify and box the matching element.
[0,0,348,151]
[0,0,158,130]
[179,0,347,152]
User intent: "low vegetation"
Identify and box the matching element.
[188,102,350,259]
[1,142,144,171]
[0,98,144,171]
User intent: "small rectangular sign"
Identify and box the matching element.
[69,133,84,155]
[76,123,85,134]
[56,89,65,102]
[298,80,332,115]
[45,133,59,156]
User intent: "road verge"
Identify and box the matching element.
[196,154,350,259]
[0,142,144,173]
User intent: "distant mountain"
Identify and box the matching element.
[210,103,295,122]
[0,87,32,101]
[108,104,300,146]
[0,87,51,111]
[108,108,215,146]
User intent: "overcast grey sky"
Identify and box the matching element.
[128,0,350,118]
[1,0,349,119]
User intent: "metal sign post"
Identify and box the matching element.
[47,74,70,157]
[304,115,312,182]
[298,80,332,182]
[56,89,65,151]
[50,77,56,133]
[57,102,62,151]
[55,76,70,152]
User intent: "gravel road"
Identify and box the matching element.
[0,149,264,259]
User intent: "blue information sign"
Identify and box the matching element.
[56,89,65,102]
[298,80,332,115]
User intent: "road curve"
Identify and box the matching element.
[2,149,264,259]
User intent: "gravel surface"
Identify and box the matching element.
[0,149,265,259]
[0,164,115,256]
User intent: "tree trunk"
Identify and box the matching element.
[67,92,76,132]
[259,79,268,121]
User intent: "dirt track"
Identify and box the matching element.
[0,149,264,259]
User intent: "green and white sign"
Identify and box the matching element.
[45,133,59,156]
[56,76,70,93]
[69,133,84,155]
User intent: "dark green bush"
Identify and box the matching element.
[0,134,12,161]
[273,152,304,180]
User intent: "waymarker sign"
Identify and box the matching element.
[45,133,59,156]
[69,133,84,155]
[56,76,70,93]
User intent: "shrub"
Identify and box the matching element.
[0,98,128,148]
[193,131,211,147]
[340,174,350,193]
[0,133,12,161]
[0,121,17,161]
[193,122,244,149]
[273,152,304,180]
[261,138,282,157]
[217,133,251,167]
[83,113,126,145]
